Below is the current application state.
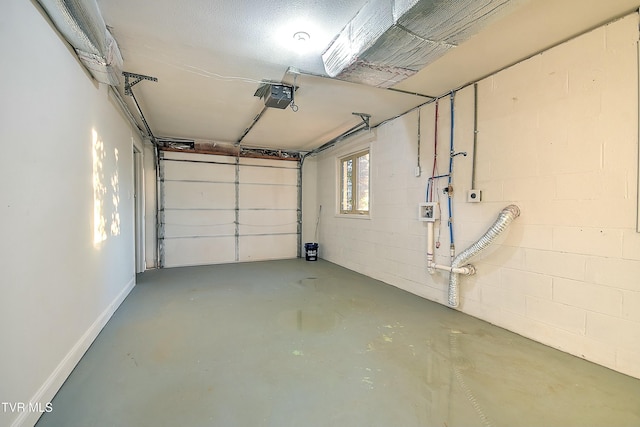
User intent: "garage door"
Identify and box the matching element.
[159,151,299,268]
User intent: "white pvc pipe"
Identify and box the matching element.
[426,221,474,275]
[431,263,475,275]
[427,221,436,274]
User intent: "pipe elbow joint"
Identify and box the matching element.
[455,264,475,275]
[463,264,476,276]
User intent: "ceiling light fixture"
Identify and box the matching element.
[293,31,310,42]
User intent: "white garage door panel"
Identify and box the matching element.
[161,153,299,268]
[163,152,235,164]
[239,210,297,235]
[239,234,298,261]
[239,165,298,185]
[164,210,235,238]
[239,184,298,210]
[239,158,297,168]
[163,236,236,267]
[164,181,235,210]
[164,161,235,182]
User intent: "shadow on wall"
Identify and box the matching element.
[92,128,121,248]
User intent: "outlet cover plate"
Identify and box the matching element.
[467,189,482,203]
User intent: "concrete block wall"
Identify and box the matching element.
[312,13,640,379]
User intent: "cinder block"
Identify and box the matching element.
[526,296,586,334]
[556,172,597,200]
[462,297,503,325]
[585,257,640,291]
[471,179,502,202]
[540,25,606,73]
[471,243,524,271]
[552,226,623,258]
[491,54,542,94]
[524,248,586,281]
[513,200,556,227]
[401,263,428,284]
[503,176,555,201]
[458,219,496,241]
[567,65,604,97]
[604,14,638,53]
[371,203,397,219]
[310,14,639,381]
[545,124,603,176]
[480,284,504,310]
[553,277,623,317]
[602,131,638,173]
[460,276,482,309]
[374,217,409,235]
[531,69,569,105]
[377,256,402,277]
[622,291,640,322]
[556,171,628,201]
[376,188,407,206]
[550,199,636,229]
[501,268,553,299]
[498,309,557,345]
[586,312,640,354]
[502,287,526,315]
[404,248,427,268]
[623,230,640,261]
[384,246,411,264]
[545,327,616,368]
[604,23,637,91]
[536,102,570,153]
[616,348,640,380]
[501,224,553,251]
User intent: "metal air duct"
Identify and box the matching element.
[448,204,520,308]
[36,0,123,86]
[322,0,524,88]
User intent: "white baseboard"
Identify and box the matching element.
[12,276,136,427]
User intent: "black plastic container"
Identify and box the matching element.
[304,243,318,261]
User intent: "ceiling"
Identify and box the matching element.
[96,0,639,153]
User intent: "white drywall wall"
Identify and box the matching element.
[311,13,640,379]
[0,1,141,425]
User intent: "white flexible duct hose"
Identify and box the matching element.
[448,205,520,308]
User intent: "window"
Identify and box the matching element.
[340,150,369,215]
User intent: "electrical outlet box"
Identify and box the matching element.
[467,189,482,203]
[418,202,439,222]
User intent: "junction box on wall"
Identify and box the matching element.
[467,189,482,203]
[418,202,439,222]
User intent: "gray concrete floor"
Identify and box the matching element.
[37,259,640,427]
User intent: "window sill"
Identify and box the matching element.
[335,213,371,220]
